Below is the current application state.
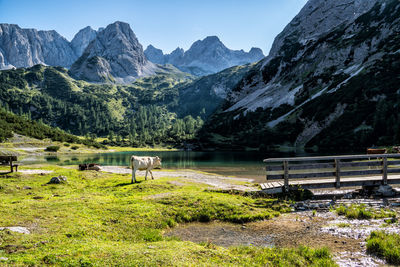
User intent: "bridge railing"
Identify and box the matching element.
[263,154,400,190]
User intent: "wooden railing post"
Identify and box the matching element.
[382,157,388,185]
[335,159,341,188]
[283,161,289,192]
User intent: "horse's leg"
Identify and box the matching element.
[149,170,154,180]
[145,170,148,180]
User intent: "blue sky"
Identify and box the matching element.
[0,0,308,54]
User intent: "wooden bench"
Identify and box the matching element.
[0,156,19,172]
[262,154,400,192]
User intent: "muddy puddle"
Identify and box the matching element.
[165,200,400,266]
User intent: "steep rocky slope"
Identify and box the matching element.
[145,36,264,76]
[203,0,400,151]
[69,21,158,83]
[0,24,77,69]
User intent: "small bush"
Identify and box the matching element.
[367,231,400,265]
[45,145,60,152]
[71,145,79,150]
[64,143,70,147]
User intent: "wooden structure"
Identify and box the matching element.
[261,154,400,193]
[367,148,387,154]
[0,155,18,173]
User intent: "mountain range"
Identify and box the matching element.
[0,22,264,81]
[1,0,399,151]
[144,37,264,76]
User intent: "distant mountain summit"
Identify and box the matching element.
[144,36,264,76]
[70,26,98,57]
[0,23,76,69]
[69,21,157,83]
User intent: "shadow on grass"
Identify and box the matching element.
[115,181,144,187]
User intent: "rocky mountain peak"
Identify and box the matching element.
[188,36,227,54]
[70,26,97,57]
[0,23,76,69]
[69,21,157,83]
[144,45,165,64]
[268,0,379,59]
[249,47,263,55]
[145,36,264,76]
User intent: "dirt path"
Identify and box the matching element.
[100,166,258,191]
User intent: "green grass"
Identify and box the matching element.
[367,231,400,265]
[0,165,336,266]
[335,204,397,219]
[336,222,351,228]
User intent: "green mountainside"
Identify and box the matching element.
[0,65,204,147]
[0,108,103,148]
[0,58,251,148]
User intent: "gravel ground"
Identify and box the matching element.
[100,166,258,191]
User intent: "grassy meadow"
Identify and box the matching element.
[0,165,336,266]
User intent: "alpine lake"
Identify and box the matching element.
[19,150,319,183]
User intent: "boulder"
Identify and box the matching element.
[47,176,67,184]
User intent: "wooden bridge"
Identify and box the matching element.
[261,154,400,194]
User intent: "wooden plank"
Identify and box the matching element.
[387,168,400,173]
[262,187,283,194]
[388,160,400,165]
[340,161,382,168]
[260,183,266,190]
[268,161,383,171]
[264,153,400,163]
[266,165,283,171]
[289,162,334,170]
[267,174,283,180]
[340,169,382,176]
[261,175,400,190]
[288,171,335,179]
[269,170,383,180]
